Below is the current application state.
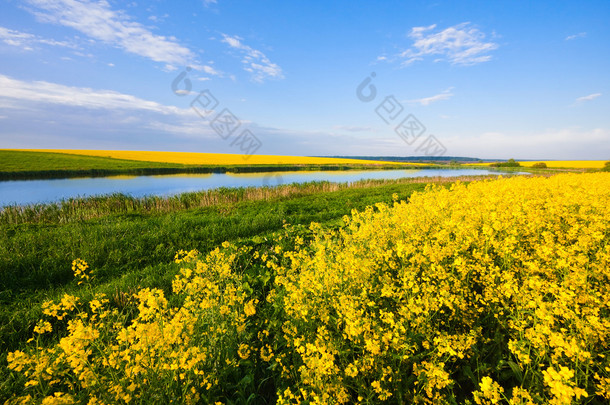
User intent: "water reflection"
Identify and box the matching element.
[1,169,505,207]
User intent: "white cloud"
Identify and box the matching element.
[143,120,216,137]
[25,0,196,66]
[0,74,188,115]
[2,76,607,159]
[399,22,498,66]
[332,125,373,132]
[0,26,76,50]
[148,13,169,23]
[0,74,224,147]
[566,32,586,41]
[408,87,454,106]
[201,65,220,76]
[575,93,601,103]
[221,34,284,82]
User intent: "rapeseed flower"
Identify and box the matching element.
[7,173,610,404]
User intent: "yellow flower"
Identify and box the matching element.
[41,392,75,405]
[244,299,258,317]
[238,343,251,360]
[543,366,588,404]
[474,376,504,404]
[7,172,610,404]
[33,320,53,334]
[72,258,91,285]
[509,387,535,405]
[345,363,358,378]
[260,345,274,362]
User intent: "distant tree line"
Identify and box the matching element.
[489,158,521,168]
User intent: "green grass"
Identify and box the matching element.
[0,150,187,172]
[0,150,419,180]
[1,177,484,225]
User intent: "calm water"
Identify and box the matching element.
[0,169,505,207]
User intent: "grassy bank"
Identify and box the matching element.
[0,175,496,225]
[0,150,421,180]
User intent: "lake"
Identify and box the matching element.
[0,168,509,207]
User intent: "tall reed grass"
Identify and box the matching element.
[0,164,418,180]
[1,176,499,225]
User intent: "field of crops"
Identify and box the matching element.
[4,172,609,404]
[0,150,416,180]
[467,161,607,169]
[0,177,450,402]
[0,150,188,172]
[15,150,411,166]
[517,161,607,169]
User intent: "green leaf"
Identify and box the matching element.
[507,360,523,383]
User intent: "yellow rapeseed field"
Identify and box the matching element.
[518,160,607,168]
[22,149,412,166]
[6,173,610,404]
[467,160,607,169]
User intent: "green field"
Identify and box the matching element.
[0,150,188,174]
[0,150,414,179]
[0,176,470,400]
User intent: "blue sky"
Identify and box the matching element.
[0,0,608,159]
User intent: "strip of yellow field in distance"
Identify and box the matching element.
[467,161,607,169]
[23,150,419,166]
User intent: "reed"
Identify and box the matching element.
[0,175,498,225]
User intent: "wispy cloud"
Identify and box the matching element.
[0,74,187,115]
[398,22,498,66]
[221,34,284,82]
[148,13,169,23]
[0,76,377,154]
[0,74,222,145]
[201,65,221,76]
[0,26,76,50]
[407,87,454,106]
[575,93,601,103]
[332,125,372,132]
[566,32,586,41]
[25,0,196,68]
